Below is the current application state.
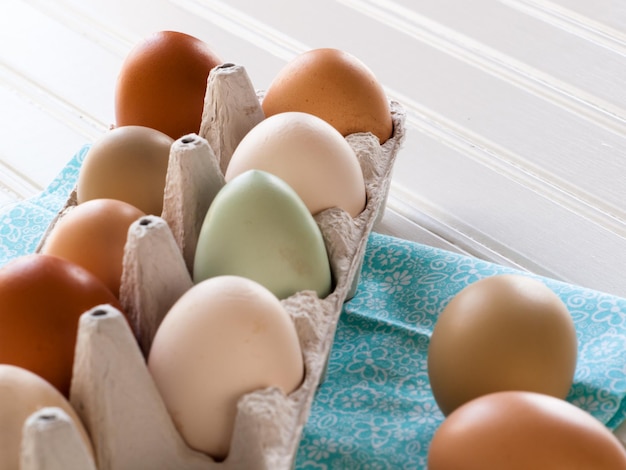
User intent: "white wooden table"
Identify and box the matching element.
[1,0,625,298]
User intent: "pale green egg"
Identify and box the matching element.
[193,169,332,299]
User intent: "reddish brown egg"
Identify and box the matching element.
[114,30,223,140]
[428,391,626,469]
[0,254,123,396]
[261,48,393,144]
[41,199,146,298]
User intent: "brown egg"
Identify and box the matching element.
[41,199,146,298]
[428,391,626,469]
[262,48,393,144]
[77,125,173,216]
[427,274,578,416]
[0,365,94,470]
[0,254,123,396]
[115,30,223,140]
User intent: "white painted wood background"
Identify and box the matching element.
[1,0,625,298]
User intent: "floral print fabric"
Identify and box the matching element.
[0,147,624,469]
[296,233,626,469]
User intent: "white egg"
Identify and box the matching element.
[147,275,304,460]
[225,111,366,217]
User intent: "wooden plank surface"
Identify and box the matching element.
[1,0,625,297]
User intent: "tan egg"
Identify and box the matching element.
[428,391,626,469]
[0,365,93,470]
[225,112,366,217]
[262,48,393,144]
[41,199,145,298]
[148,275,304,460]
[77,125,173,216]
[427,274,578,416]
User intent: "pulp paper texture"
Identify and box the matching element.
[1,90,406,468]
[1,137,625,468]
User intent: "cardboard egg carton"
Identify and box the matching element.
[26,63,406,469]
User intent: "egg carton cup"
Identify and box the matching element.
[28,63,406,469]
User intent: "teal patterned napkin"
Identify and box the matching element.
[1,147,625,469]
[295,233,626,469]
[0,145,87,262]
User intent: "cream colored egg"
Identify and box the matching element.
[225,111,366,217]
[147,275,304,460]
[0,365,93,470]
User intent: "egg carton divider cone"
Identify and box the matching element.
[30,62,406,469]
[21,407,96,470]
